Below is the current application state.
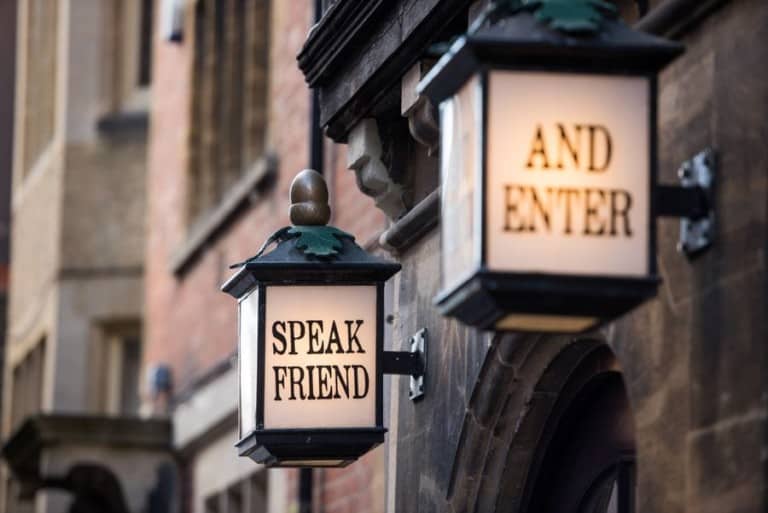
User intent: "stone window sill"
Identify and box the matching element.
[170,155,278,276]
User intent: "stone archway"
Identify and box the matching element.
[447,334,629,513]
[525,371,635,513]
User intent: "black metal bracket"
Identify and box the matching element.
[383,351,423,376]
[655,148,716,256]
[382,329,427,401]
[655,185,709,220]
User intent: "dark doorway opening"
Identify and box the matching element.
[526,372,636,513]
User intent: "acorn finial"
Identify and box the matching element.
[289,169,331,226]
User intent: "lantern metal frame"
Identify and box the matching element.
[418,8,688,332]
[222,233,411,468]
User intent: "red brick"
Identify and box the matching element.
[145,2,386,512]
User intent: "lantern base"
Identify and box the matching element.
[236,427,387,468]
[435,271,660,333]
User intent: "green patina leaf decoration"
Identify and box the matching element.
[230,226,293,268]
[287,226,355,257]
[480,0,617,36]
[511,0,617,34]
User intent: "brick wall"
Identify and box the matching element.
[320,449,385,513]
[145,0,316,390]
[145,2,387,512]
[281,449,385,513]
[145,0,389,406]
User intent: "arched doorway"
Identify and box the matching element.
[524,372,635,513]
[447,336,636,513]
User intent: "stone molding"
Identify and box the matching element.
[297,0,389,87]
[347,119,408,220]
[636,0,729,37]
[296,0,470,142]
[447,336,614,512]
[2,414,172,483]
[401,60,440,154]
[379,188,440,253]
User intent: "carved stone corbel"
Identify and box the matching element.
[401,61,439,155]
[347,119,409,220]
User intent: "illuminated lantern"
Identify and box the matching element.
[222,170,401,467]
[418,1,684,332]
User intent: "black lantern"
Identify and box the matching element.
[417,1,684,333]
[222,170,401,468]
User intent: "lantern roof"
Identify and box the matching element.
[222,170,401,298]
[222,231,401,298]
[418,2,683,105]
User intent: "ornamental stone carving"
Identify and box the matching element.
[347,119,409,220]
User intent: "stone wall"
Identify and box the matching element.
[61,140,147,271]
[389,231,489,513]
[626,1,768,511]
[6,153,63,368]
[387,1,768,512]
[5,150,63,421]
[3,0,151,509]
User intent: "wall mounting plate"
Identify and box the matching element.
[382,329,427,401]
[677,148,716,256]
[409,329,427,401]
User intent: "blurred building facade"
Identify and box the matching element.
[1,1,175,512]
[0,0,17,433]
[1,1,765,513]
[144,1,385,512]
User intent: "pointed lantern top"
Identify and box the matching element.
[222,170,401,299]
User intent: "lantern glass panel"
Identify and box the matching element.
[496,313,599,333]
[274,460,347,468]
[239,288,259,436]
[263,285,378,429]
[441,75,483,292]
[485,71,651,277]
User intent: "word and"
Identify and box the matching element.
[503,122,634,237]
[526,123,613,172]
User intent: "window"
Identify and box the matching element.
[188,0,270,225]
[22,0,59,176]
[91,322,142,416]
[9,338,46,431]
[139,0,154,87]
[103,0,153,115]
